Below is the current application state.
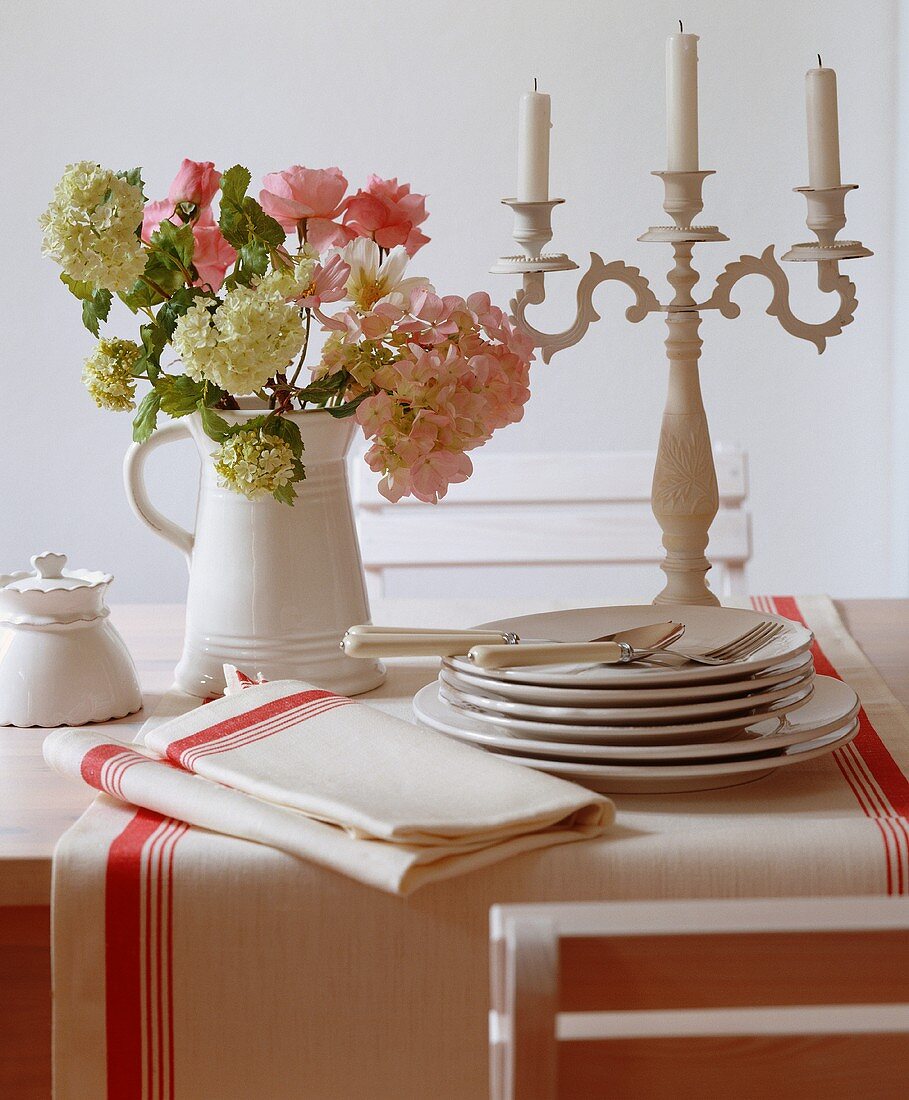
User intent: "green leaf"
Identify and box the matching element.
[116,167,145,196]
[223,238,269,291]
[272,481,297,506]
[157,286,208,338]
[119,279,165,313]
[156,375,206,417]
[151,218,195,271]
[220,164,251,208]
[82,289,112,336]
[61,273,113,336]
[242,197,285,248]
[268,415,305,458]
[326,392,370,419]
[132,389,160,443]
[218,165,285,253]
[200,405,231,441]
[136,322,167,381]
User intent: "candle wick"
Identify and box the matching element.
[817,53,823,67]
[533,76,538,91]
[679,19,683,32]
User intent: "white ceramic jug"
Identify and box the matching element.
[124,406,385,698]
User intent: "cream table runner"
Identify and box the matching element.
[50,596,909,1099]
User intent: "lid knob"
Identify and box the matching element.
[31,552,67,580]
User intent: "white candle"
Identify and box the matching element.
[517,82,551,201]
[806,58,841,188]
[666,28,700,171]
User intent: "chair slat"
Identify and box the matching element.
[558,930,909,1011]
[557,1033,909,1100]
[359,507,750,567]
[355,449,747,507]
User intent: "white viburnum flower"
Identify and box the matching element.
[171,282,306,395]
[39,162,146,293]
[339,237,431,312]
[213,429,297,499]
[81,337,141,410]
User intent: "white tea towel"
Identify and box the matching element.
[44,684,612,895]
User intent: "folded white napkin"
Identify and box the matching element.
[44,680,613,895]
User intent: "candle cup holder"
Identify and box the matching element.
[492,164,872,607]
[490,198,578,274]
[781,184,873,262]
[638,170,729,244]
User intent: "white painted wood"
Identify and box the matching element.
[355,447,750,601]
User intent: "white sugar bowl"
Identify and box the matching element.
[0,552,142,727]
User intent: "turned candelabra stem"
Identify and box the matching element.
[652,243,720,605]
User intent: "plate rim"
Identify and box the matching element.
[438,667,816,723]
[440,650,815,705]
[497,718,860,780]
[413,678,860,762]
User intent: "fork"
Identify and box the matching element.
[467,621,784,670]
[643,621,785,666]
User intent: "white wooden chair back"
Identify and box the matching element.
[353,445,750,601]
[489,897,909,1100]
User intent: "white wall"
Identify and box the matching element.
[0,0,899,601]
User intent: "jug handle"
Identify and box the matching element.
[123,421,194,566]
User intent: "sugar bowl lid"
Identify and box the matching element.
[0,552,112,625]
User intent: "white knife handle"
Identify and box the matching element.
[468,641,624,669]
[342,631,511,658]
[345,624,510,638]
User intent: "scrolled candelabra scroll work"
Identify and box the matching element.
[491,167,870,607]
[704,245,859,354]
[509,256,661,364]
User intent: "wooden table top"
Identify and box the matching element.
[1,599,907,906]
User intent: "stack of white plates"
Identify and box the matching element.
[413,605,860,793]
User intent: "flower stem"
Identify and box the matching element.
[288,308,312,391]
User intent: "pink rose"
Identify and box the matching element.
[141,199,174,243]
[191,210,236,291]
[259,166,354,250]
[343,176,430,256]
[168,159,221,208]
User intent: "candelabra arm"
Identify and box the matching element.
[703,244,858,354]
[510,253,661,364]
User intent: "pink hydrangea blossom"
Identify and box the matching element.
[339,287,533,503]
[343,176,430,256]
[168,159,221,208]
[259,166,354,250]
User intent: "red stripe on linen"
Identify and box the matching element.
[105,809,167,1099]
[166,824,188,1098]
[768,595,909,894]
[180,696,354,769]
[770,596,909,815]
[165,690,342,767]
[82,744,144,791]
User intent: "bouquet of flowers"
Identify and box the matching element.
[40,158,534,504]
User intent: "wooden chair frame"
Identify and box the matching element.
[490,897,909,1100]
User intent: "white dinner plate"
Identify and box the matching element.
[414,679,816,746]
[440,651,815,707]
[438,667,814,725]
[413,676,859,764]
[485,720,860,794]
[444,605,812,688]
